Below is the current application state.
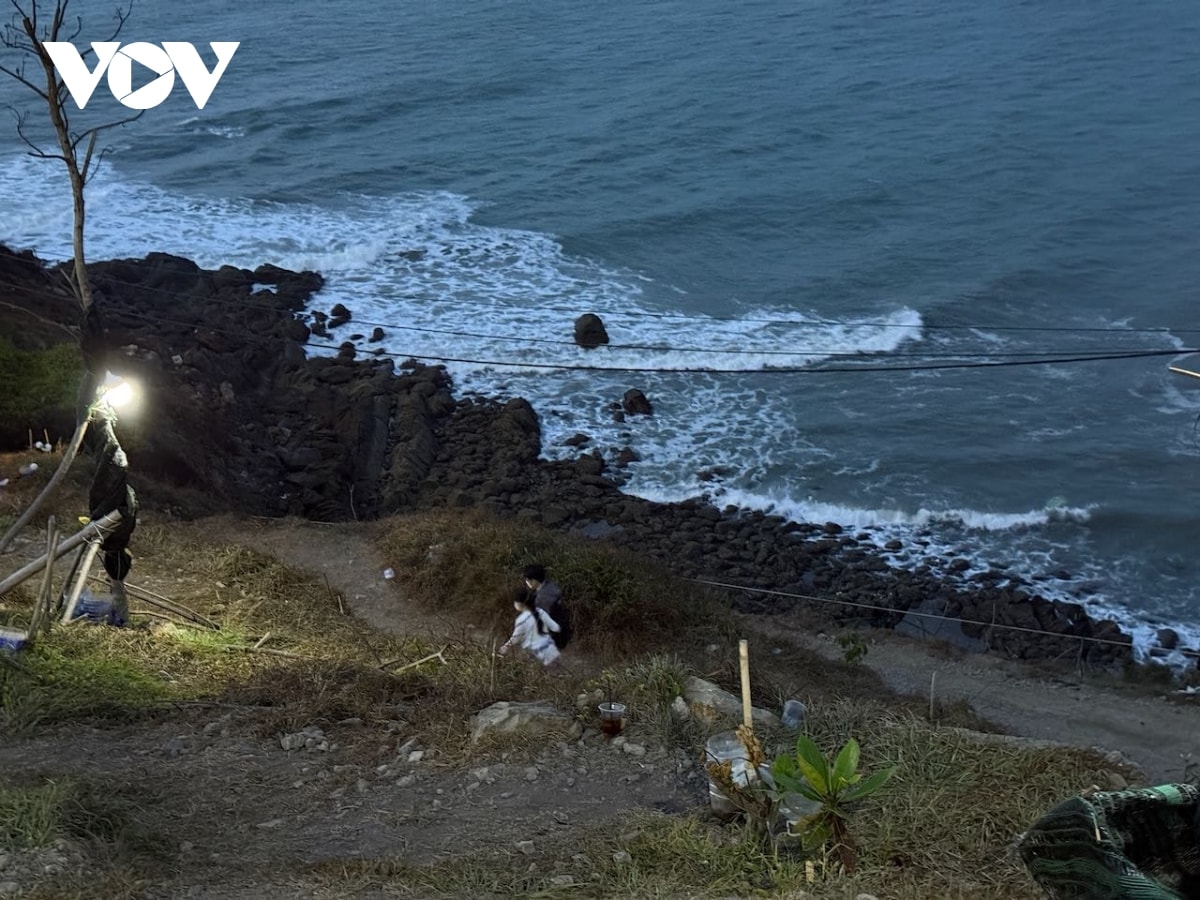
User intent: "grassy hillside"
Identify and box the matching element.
[0,457,1150,898]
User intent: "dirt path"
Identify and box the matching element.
[209,515,1200,785]
[767,615,1199,784]
[0,515,707,899]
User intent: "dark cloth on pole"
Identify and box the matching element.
[86,410,137,581]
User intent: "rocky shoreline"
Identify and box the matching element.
[1,245,1183,669]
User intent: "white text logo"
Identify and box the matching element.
[43,41,239,110]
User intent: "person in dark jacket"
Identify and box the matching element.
[523,564,572,650]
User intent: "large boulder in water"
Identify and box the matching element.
[574,313,609,349]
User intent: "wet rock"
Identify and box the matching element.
[621,388,653,415]
[574,313,609,349]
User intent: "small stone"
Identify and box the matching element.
[613,850,632,865]
[782,699,807,731]
[610,736,626,749]
[257,819,284,829]
[855,895,880,900]
[549,875,576,887]
[622,742,647,757]
[408,750,425,763]
[355,779,369,794]
[1107,772,1129,790]
[516,840,536,855]
[396,737,420,757]
[670,696,690,720]
[396,775,416,788]
[524,766,540,782]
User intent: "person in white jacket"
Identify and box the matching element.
[499,592,561,666]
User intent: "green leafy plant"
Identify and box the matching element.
[836,633,868,664]
[771,734,896,873]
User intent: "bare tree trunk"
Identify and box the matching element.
[27,7,93,312]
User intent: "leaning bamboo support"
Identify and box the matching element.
[61,539,102,624]
[0,417,90,553]
[0,511,122,597]
[27,517,60,636]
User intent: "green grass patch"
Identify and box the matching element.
[0,779,73,848]
[312,810,807,899]
[1,629,177,733]
[0,336,83,439]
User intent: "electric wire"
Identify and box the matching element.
[71,302,1200,375]
[690,578,1199,658]
[110,282,1193,348]
[1,274,1193,373]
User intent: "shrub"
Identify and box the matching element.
[377,510,731,657]
[0,336,82,447]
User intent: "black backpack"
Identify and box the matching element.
[548,597,572,650]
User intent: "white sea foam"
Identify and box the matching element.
[2,153,1195,663]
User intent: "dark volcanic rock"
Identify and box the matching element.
[0,247,1150,670]
[621,388,653,416]
[574,313,609,349]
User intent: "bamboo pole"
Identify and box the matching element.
[0,416,90,553]
[739,638,753,731]
[28,517,60,636]
[0,511,122,597]
[61,539,101,624]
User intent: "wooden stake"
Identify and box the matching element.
[739,638,753,731]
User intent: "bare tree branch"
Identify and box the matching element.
[0,299,78,337]
[1,0,137,314]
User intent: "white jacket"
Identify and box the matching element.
[502,608,560,665]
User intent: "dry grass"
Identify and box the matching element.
[0,482,1151,898]
[316,698,1132,899]
[377,508,736,659]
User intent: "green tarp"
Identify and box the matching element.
[1019,783,1200,899]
